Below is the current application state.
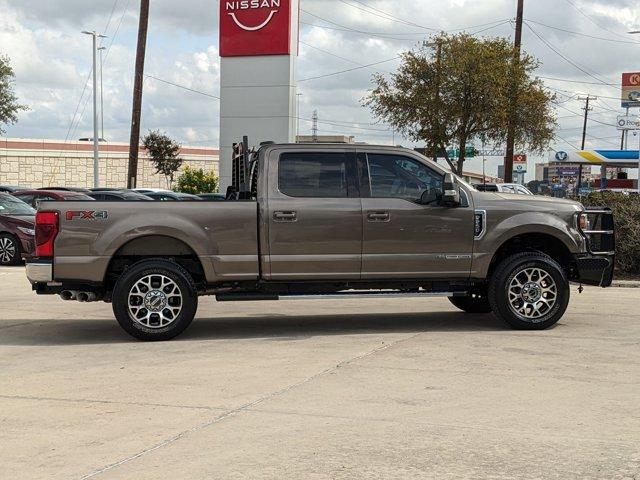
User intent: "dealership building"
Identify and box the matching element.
[0,138,218,189]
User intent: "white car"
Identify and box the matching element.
[133,188,172,194]
[475,183,534,195]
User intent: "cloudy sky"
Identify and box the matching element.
[1,0,639,178]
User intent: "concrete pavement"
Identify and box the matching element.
[0,265,638,479]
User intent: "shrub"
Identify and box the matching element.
[582,192,640,276]
[142,130,183,189]
[175,166,219,195]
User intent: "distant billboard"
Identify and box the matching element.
[557,167,580,176]
[622,72,640,108]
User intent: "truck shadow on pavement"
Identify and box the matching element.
[0,311,507,346]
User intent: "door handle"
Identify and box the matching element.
[367,211,390,222]
[274,211,297,222]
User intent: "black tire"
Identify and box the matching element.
[489,252,569,330]
[0,233,22,266]
[448,291,492,313]
[112,259,198,341]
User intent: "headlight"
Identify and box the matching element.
[578,213,590,231]
[17,227,35,236]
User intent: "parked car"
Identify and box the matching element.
[13,189,95,209]
[0,185,28,193]
[26,141,615,341]
[475,183,533,195]
[198,193,226,201]
[88,191,153,201]
[0,193,36,265]
[145,191,203,201]
[39,187,90,193]
[90,187,129,192]
[134,188,172,194]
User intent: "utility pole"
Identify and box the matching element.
[296,92,302,141]
[579,95,595,150]
[82,31,107,188]
[576,95,596,194]
[98,46,106,141]
[504,0,524,184]
[433,41,442,163]
[127,0,150,189]
[312,110,318,142]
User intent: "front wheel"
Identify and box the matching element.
[489,252,569,330]
[112,259,198,341]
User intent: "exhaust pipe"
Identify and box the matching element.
[77,292,99,303]
[60,290,78,301]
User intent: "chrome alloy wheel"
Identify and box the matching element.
[0,237,16,264]
[128,274,183,329]
[507,267,557,321]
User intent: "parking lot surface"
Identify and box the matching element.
[1,265,639,479]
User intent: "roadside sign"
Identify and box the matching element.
[622,72,640,108]
[446,146,476,158]
[617,115,640,130]
[558,167,580,176]
[555,151,568,161]
[513,154,527,173]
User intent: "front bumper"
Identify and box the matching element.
[575,207,615,287]
[574,253,614,287]
[26,259,53,284]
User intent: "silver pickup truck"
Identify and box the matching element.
[26,142,615,341]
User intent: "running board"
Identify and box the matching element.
[216,291,467,302]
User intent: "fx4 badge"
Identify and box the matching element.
[66,211,109,221]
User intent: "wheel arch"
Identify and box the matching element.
[104,235,207,290]
[486,232,576,280]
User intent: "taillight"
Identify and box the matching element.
[35,211,59,258]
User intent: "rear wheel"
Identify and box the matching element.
[489,252,569,330]
[0,234,21,266]
[112,259,198,341]
[448,291,492,313]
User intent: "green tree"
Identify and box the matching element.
[175,166,219,194]
[364,33,556,175]
[0,55,27,135]
[142,130,184,188]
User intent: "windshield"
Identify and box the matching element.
[0,195,36,215]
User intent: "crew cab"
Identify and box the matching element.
[26,142,615,341]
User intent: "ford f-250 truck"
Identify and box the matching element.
[26,142,615,341]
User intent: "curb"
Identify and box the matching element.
[611,280,640,288]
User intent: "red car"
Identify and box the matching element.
[12,189,95,208]
[0,193,36,265]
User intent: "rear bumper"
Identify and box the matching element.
[574,253,614,287]
[26,259,53,284]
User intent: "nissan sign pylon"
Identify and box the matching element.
[219,0,300,191]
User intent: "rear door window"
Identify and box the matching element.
[279,152,349,198]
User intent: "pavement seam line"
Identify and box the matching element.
[78,332,422,480]
[0,394,226,412]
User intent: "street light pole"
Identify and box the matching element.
[98,46,106,141]
[82,31,106,188]
[627,30,640,193]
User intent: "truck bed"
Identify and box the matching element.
[41,200,259,284]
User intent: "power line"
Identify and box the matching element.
[525,18,640,44]
[335,0,437,31]
[563,0,633,42]
[299,56,401,82]
[525,22,616,88]
[145,75,220,99]
[300,41,395,74]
